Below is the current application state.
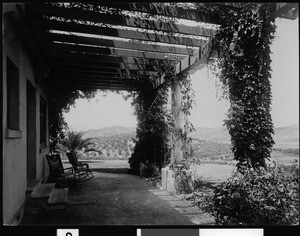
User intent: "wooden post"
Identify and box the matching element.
[170,77,184,166]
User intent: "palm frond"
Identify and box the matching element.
[58,130,100,158]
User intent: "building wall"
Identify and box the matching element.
[2,3,49,225]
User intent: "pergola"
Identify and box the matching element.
[17,2,298,165]
[17,2,297,91]
[17,3,216,91]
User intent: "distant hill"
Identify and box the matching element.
[83,126,135,138]
[191,125,299,149]
[273,125,299,149]
[83,125,299,149]
[190,127,231,143]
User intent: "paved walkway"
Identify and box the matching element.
[20,161,215,225]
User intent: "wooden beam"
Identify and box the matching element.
[56,81,138,88]
[47,57,173,70]
[52,73,130,80]
[41,41,186,61]
[48,58,120,69]
[48,58,170,71]
[55,82,139,91]
[50,71,134,79]
[26,3,217,37]
[55,80,139,88]
[49,67,158,77]
[176,40,211,75]
[35,32,199,55]
[29,18,206,47]
[70,2,221,25]
[213,2,246,9]
[52,75,136,83]
[55,76,137,83]
[44,50,175,66]
[54,80,138,87]
[273,3,298,20]
[48,64,159,76]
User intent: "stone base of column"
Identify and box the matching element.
[166,169,176,193]
[161,167,176,193]
[161,167,168,190]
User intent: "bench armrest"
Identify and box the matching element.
[64,167,73,173]
[77,163,89,169]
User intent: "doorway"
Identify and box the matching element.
[27,80,36,181]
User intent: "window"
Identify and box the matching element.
[7,57,20,130]
[40,98,47,146]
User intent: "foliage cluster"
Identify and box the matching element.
[89,134,135,159]
[172,160,299,226]
[203,3,276,169]
[213,162,299,225]
[126,68,174,176]
[48,86,98,152]
[173,161,195,194]
[127,67,195,176]
[56,130,100,160]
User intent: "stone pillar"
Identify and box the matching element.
[161,167,176,193]
[161,167,168,190]
[171,78,184,166]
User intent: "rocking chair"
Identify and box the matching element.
[46,154,76,187]
[66,152,94,181]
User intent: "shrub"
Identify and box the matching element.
[174,161,204,194]
[174,163,194,194]
[213,161,299,225]
[139,160,161,178]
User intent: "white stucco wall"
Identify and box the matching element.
[2,3,49,225]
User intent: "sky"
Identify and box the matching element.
[64,18,299,131]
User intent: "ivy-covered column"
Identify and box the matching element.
[170,77,184,166]
[207,3,276,170]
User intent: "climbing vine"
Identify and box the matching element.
[203,3,276,169]
[126,66,195,176]
[48,84,98,152]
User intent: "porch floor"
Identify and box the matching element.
[20,160,215,226]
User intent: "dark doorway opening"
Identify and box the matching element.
[27,80,36,181]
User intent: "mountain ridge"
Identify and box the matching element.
[83,125,299,149]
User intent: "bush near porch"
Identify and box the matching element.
[174,160,299,226]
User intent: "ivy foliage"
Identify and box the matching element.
[213,162,299,225]
[48,85,98,152]
[203,3,276,169]
[126,66,195,176]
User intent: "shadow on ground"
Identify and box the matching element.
[91,168,129,174]
[20,161,197,225]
